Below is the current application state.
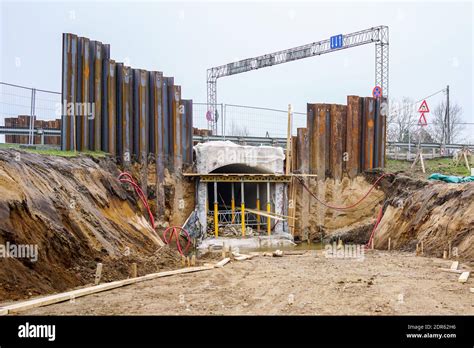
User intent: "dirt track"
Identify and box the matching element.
[22,250,473,315]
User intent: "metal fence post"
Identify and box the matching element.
[28,88,36,145]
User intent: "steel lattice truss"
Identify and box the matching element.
[207,26,389,133]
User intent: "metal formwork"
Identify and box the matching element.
[61,33,193,222]
[303,95,385,180]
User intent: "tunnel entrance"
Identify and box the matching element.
[202,163,287,237]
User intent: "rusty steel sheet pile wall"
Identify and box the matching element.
[296,96,386,180]
[61,33,193,172]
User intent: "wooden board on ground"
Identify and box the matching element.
[459,271,470,283]
[0,263,225,315]
[215,258,230,268]
[450,261,459,271]
[470,288,474,293]
[439,268,464,274]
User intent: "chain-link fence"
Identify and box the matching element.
[0,82,61,146]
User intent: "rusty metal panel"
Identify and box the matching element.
[346,96,361,178]
[117,64,132,165]
[171,85,182,170]
[329,104,343,181]
[373,97,387,169]
[132,69,140,161]
[306,103,315,174]
[75,37,83,151]
[316,104,328,180]
[107,60,116,155]
[296,127,309,174]
[362,97,375,170]
[80,37,91,151]
[380,97,387,168]
[138,70,149,163]
[61,33,78,151]
[161,77,169,168]
[340,105,347,175]
[149,71,165,218]
[92,41,102,152]
[184,99,193,165]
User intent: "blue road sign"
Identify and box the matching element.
[330,34,343,49]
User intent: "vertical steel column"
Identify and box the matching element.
[81,37,90,151]
[241,180,245,237]
[61,33,77,151]
[266,181,271,235]
[138,70,149,163]
[161,77,170,168]
[106,60,116,155]
[132,69,140,161]
[346,96,361,178]
[214,181,218,238]
[256,183,260,233]
[75,37,83,151]
[329,104,343,181]
[316,104,328,180]
[151,71,165,218]
[93,41,102,152]
[171,85,182,171]
[363,97,375,170]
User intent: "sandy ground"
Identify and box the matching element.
[21,250,473,315]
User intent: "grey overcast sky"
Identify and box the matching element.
[0,0,473,129]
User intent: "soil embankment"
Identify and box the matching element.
[0,150,183,302]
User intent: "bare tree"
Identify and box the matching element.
[387,97,417,142]
[228,120,250,137]
[430,101,463,143]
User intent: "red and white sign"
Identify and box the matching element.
[418,100,429,127]
[418,100,430,113]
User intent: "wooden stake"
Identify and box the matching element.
[421,240,424,255]
[443,250,448,259]
[94,263,103,285]
[191,254,196,266]
[448,241,452,259]
[222,243,227,259]
[131,263,137,278]
[181,255,186,267]
[186,256,190,267]
[286,104,293,175]
[388,237,391,251]
[371,238,374,250]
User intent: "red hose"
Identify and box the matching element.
[163,226,191,255]
[366,205,384,249]
[296,173,391,211]
[118,171,192,255]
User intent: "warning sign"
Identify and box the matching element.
[417,100,429,127]
[418,100,429,113]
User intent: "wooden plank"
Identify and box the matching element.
[459,271,470,283]
[0,265,216,315]
[215,258,230,268]
[439,268,464,274]
[450,261,459,271]
[470,288,474,293]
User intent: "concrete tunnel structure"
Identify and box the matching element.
[193,141,287,236]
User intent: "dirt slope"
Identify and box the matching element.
[375,174,474,261]
[0,150,172,302]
